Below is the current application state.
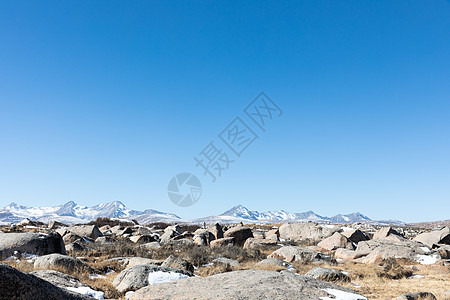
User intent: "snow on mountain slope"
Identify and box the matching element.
[0,202,381,225]
[192,205,372,224]
[0,201,178,224]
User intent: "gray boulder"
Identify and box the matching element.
[66,225,103,240]
[48,221,66,230]
[317,232,355,251]
[0,232,65,259]
[393,292,437,300]
[193,229,215,246]
[212,257,241,267]
[30,269,93,289]
[208,223,224,239]
[335,248,363,260]
[161,255,194,273]
[128,270,367,300]
[140,241,161,250]
[305,267,350,282]
[0,262,91,300]
[355,239,435,263]
[129,235,155,244]
[134,226,153,236]
[65,242,85,252]
[341,229,370,243]
[159,225,181,244]
[112,264,193,293]
[63,232,83,244]
[110,225,133,236]
[279,223,339,242]
[166,238,194,247]
[413,227,450,248]
[268,246,335,264]
[243,238,279,250]
[223,226,253,246]
[266,228,280,241]
[34,254,93,273]
[210,237,235,248]
[373,226,402,240]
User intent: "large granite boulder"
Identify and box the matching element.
[66,225,103,240]
[0,262,91,300]
[34,254,93,273]
[161,255,194,273]
[210,237,235,248]
[0,232,65,259]
[193,229,215,246]
[30,270,104,299]
[279,223,339,242]
[341,229,370,243]
[112,264,193,293]
[208,223,224,240]
[372,227,402,240]
[243,238,279,250]
[355,239,438,264]
[317,232,355,251]
[223,226,253,246]
[128,270,367,300]
[413,227,450,248]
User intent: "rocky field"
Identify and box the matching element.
[0,218,449,300]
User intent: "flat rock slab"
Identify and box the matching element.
[128,269,367,300]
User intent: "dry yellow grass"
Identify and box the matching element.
[298,261,450,300]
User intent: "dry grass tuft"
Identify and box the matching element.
[197,263,233,277]
[376,257,413,280]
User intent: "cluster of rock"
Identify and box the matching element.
[279,223,450,265]
[0,219,449,299]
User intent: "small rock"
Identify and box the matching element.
[210,237,235,248]
[305,267,350,282]
[129,235,155,244]
[212,257,241,267]
[393,291,437,300]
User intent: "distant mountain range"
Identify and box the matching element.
[0,201,401,225]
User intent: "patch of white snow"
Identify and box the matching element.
[147,271,189,284]
[320,288,367,300]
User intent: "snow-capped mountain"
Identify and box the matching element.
[191,205,373,224]
[0,202,389,225]
[218,205,327,222]
[329,212,371,223]
[0,201,180,224]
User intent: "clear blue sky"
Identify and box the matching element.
[1,1,449,222]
